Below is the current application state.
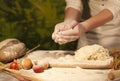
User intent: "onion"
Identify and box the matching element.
[21,58,33,70]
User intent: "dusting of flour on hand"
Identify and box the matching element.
[75,44,110,60]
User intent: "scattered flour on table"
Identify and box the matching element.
[20,67,109,81]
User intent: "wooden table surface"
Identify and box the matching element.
[20,50,119,81]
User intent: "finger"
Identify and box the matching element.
[54,34,60,43]
[58,39,68,45]
[57,35,79,44]
[53,35,68,44]
[53,23,63,36]
[60,20,78,31]
[55,37,60,43]
[54,26,60,33]
[52,33,56,40]
[58,39,66,45]
[60,35,79,41]
[54,37,66,45]
[59,28,79,36]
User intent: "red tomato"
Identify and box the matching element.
[32,65,44,73]
[10,62,19,70]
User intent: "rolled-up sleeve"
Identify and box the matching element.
[103,0,120,20]
[65,0,83,11]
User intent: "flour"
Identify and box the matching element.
[20,67,109,81]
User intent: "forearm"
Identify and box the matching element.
[64,7,81,22]
[81,9,113,32]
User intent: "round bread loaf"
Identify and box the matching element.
[0,38,27,63]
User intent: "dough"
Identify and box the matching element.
[75,44,111,60]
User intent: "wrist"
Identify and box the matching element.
[79,21,90,32]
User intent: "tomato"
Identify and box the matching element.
[32,65,44,73]
[10,61,19,70]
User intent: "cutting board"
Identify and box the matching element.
[27,50,112,69]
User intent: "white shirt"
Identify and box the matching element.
[65,0,120,49]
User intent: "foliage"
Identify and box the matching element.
[0,0,77,50]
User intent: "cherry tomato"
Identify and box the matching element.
[32,65,44,73]
[10,62,19,70]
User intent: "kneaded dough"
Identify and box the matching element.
[75,44,111,60]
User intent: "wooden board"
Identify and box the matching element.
[27,50,112,69]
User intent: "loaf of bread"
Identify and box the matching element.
[0,38,27,63]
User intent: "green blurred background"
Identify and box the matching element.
[0,0,77,50]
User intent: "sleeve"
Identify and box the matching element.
[103,0,120,20]
[65,0,83,11]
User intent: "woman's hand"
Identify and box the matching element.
[52,20,78,44]
[56,23,87,44]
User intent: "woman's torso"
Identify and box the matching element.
[78,0,120,49]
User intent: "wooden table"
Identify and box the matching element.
[20,50,120,81]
